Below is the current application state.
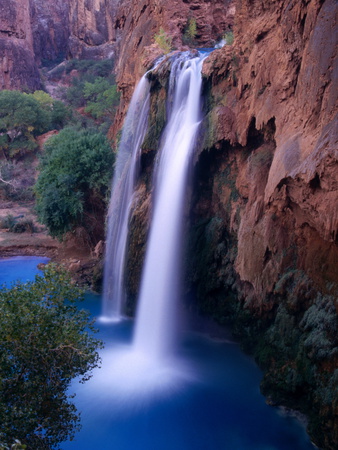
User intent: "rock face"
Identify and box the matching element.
[120,0,337,448]
[0,0,119,90]
[0,0,41,90]
[108,0,234,141]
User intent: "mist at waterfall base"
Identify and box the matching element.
[0,259,314,449]
[61,294,313,450]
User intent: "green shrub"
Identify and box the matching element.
[35,127,114,240]
[65,59,114,79]
[0,214,16,230]
[84,78,120,121]
[0,90,71,159]
[183,18,197,45]
[154,27,172,54]
[223,31,234,45]
[0,90,50,158]
[11,219,36,233]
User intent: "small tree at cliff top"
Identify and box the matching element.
[0,264,103,449]
[183,18,197,46]
[154,27,172,54]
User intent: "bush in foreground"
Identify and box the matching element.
[0,265,103,449]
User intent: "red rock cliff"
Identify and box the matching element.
[202,0,337,303]
[0,0,40,90]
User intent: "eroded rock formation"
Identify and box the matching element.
[0,0,41,90]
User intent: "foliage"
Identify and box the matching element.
[27,91,71,130]
[154,27,172,54]
[223,31,234,45]
[11,219,36,233]
[0,215,35,233]
[0,91,71,159]
[300,295,338,360]
[0,91,49,158]
[183,18,197,45]
[35,127,114,240]
[0,214,16,230]
[65,59,114,79]
[65,60,116,109]
[0,264,103,449]
[0,439,26,450]
[83,78,120,120]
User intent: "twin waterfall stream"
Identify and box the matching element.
[102,52,206,365]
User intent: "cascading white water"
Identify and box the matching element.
[99,52,207,399]
[133,52,206,360]
[101,74,151,321]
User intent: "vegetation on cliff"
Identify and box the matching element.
[0,264,103,449]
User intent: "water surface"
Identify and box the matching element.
[63,294,314,450]
[0,255,49,286]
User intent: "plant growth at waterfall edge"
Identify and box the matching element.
[154,27,173,54]
[34,126,114,242]
[182,18,197,46]
[0,264,103,449]
[223,31,234,45]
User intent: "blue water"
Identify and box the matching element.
[0,255,50,286]
[0,257,315,450]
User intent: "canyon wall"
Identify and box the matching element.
[0,0,119,90]
[0,0,40,90]
[0,0,233,92]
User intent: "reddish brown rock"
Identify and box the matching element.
[0,0,41,90]
[201,0,338,303]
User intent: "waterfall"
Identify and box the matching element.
[133,52,206,360]
[101,74,151,321]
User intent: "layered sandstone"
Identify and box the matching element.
[110,0,234,141]
[114,0,234,94]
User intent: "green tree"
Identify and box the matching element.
[183,18,197,45]
[83,78,120,120]
[35,127,114,241]
[0,91,50,158]
[0,264,103,449]
[27,91,71,130]
[154,27,172,54]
